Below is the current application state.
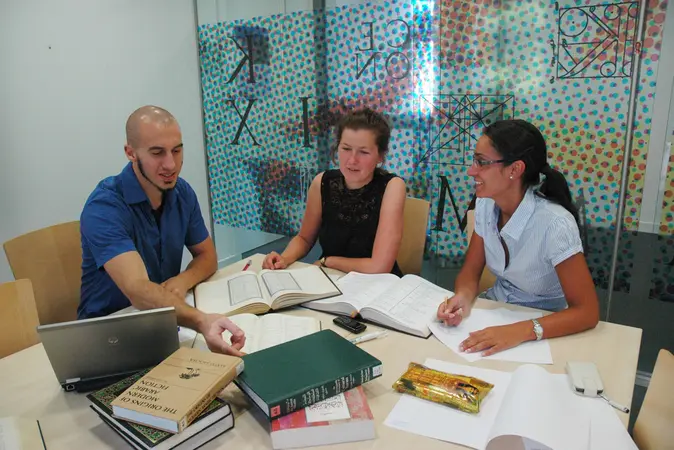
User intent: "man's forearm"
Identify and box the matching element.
[126,279,205,331]
[174,251,218,290]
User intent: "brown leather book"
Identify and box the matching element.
[111,347,243,433]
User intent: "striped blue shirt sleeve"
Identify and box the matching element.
[545,215,584,267]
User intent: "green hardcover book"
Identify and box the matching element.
[234,329,382,419]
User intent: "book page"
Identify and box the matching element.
[256,314,321,352]
[196,313,321,354]
[261,271,302,296]
[260,266,340,307]
[429,308,553,364]
[305,272,399,313]
[485,365,589,450]
[363,274,450,335]
[195,272,270,315]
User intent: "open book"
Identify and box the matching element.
[385,359,637,450]
[195,266,341,316]
[195,313,322,354]
[303,272,450,337]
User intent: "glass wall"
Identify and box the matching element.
[195,0,673,373]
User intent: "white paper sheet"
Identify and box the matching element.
[429,308,553,364]
[0,418,21,450]
[566,384,638,450]
[485,365,589,450]
[384,359,637,450]
[304,393,351,423]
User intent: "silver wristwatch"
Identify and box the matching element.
[532,319,544,341]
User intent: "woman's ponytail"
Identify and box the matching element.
[538,164,579,223]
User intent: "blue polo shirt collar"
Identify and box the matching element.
[500,188,536,242]
[120,162,177,207]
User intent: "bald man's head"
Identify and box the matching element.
[125,105,179,148]
[123,105,184,196]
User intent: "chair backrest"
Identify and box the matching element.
[465,210,497,292]
[3,221,82,325]
[633,349,674,450]
[397,197,430,275]
[0,279,40,358]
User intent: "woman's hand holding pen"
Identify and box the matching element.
[437,293,471,326]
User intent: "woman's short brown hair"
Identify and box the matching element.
[330,107,391,162]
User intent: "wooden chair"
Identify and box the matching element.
[465,210,497,292]
[4,221,82,325]
[0,279,40,358]
[397,197,430,275]
[632,349,674,450]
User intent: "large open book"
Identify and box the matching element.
[385,359,637,450]
[303,272,451,338]
[194,313,322,354]
[195,266,341,316]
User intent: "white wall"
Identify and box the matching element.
[0,0,210,283]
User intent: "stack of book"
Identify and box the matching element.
[270,386,375,449]
[87,347,243,450]
[234,329,382,448]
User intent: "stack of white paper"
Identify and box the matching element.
[384,358,637,450]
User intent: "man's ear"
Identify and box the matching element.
[124,144,137,162]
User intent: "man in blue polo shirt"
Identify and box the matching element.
[78,105,245,356]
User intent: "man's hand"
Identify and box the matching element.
[459,322,532,356]
[437,293,472,326]
[161,276,190,300]
[199,313,246,357]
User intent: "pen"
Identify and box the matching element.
[242,259,252,271]
[599,393,630,413]
[349,330,388,345]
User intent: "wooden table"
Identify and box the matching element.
[0,254,642,449]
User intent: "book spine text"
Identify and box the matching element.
[182,365,239,431]
[269,364,382,418]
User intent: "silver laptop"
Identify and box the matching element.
[37,307,180,392]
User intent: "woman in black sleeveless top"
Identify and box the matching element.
[262,108,406,276]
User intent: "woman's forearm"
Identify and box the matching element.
[534,302,599,340]
[281,235,312,265]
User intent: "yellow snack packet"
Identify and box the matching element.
[392,362,494,414]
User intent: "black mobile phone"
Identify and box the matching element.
[333,316,367,334]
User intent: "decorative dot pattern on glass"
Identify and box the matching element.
[198,0,670,292]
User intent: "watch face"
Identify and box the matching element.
[535,324,543,338]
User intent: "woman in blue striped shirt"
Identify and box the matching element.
[437,119,599,356]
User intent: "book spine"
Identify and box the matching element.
[268,363,382,418]
[181,361,244,431]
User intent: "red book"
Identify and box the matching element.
[270,386,375,449]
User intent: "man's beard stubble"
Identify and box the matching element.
[137,157,173,193]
